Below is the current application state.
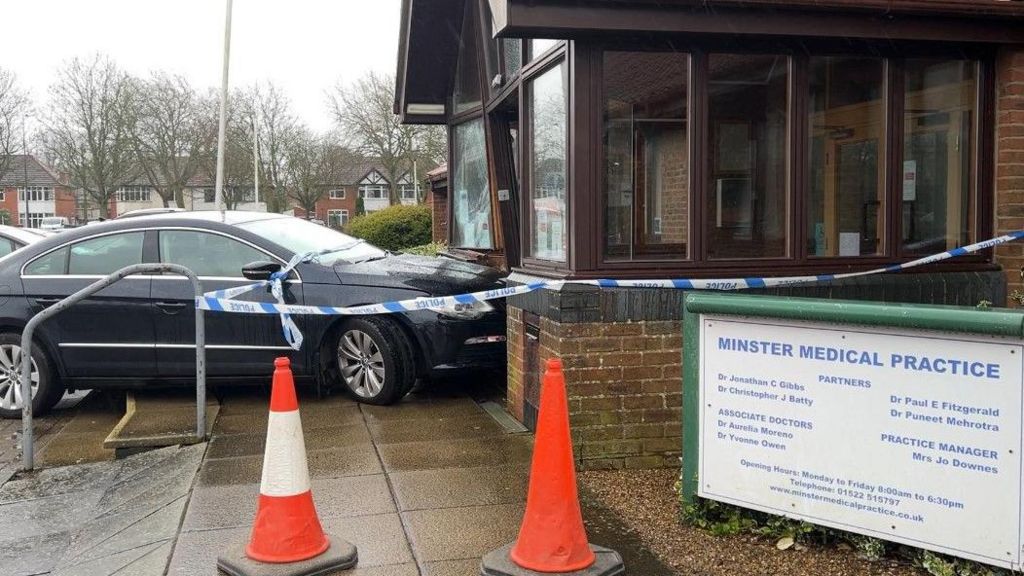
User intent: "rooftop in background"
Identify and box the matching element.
[0,155,65,187]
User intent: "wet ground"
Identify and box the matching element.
[0,372,672,576]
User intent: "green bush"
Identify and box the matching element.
[346,204,431,252]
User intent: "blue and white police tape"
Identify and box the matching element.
[196,230,1024,350]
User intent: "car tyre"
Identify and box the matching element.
[0,332,63,419]
[334,317,415,405]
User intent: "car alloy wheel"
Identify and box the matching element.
[337,329,386,399]
[0,344,38,411]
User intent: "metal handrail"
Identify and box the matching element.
[20,263,206,471]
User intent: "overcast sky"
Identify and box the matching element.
[1,0,401,131]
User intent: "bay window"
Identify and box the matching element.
[592,46,988,273]
[527,61,568,261]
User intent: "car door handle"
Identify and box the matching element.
[155,301,188,313]
[33,297,61,307]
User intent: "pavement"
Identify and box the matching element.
[0,374,670,576]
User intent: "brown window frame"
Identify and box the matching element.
[568,38,996,280]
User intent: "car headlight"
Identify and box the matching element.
[435,300,494,319]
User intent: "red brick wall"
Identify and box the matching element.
[429,186,449,243]
[508,306,682,470]
[0,187,19,225]
[55,186,76,221]
[994,47,1024,304]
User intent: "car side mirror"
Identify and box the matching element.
[242,260,282,281]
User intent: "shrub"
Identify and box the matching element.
[346,204,431,252]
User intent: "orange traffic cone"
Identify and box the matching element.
[481,359,624,576]
[217,357,357,576]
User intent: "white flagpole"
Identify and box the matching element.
[214,0,233,210]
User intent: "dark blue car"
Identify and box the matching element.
[0,211,507,418]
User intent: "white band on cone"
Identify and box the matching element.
[260,409,312,497]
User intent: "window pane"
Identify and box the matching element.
[69,232,144,275]
[902,59,976,254]
[807,57,885,257]
[503,39,522,79]
[531,39,559,60]
[603,51,689,261]
[160,231,267,277]
[707,54,789,260]
[452,1,482,113]
[26,247,68,275]
[451,119,493,248]
[529,62,568,261]
[0,239,15,258]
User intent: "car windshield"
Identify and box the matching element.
[236,216,386,264]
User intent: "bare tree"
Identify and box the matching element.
[130,72,216,207]
[329,72,445,205]
[43,56,136,219]
[285,127,343,218]
[0,69,29,185]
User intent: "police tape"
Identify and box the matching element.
[195,230,1024,350]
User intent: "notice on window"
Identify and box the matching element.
[903,160,917,201]
[698,315,1023,570]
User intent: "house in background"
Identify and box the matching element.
[0,155,77,227]
[303,162,425,227]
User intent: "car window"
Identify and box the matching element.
[25,246,69,275]
[0,239,16,258]
[68,232,145,275]
[159,230,269,278]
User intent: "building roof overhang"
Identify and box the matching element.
[394,0,465,125]
[487,0,1024,43]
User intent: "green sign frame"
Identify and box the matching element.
[680,292,1024,503]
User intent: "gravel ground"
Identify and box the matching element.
[580,468,925,576]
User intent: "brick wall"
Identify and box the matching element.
[0,187,19,225]
[507,306,682,469]
[994,47,1024,304]
[507,270,1005,470]
[429,187,449,243]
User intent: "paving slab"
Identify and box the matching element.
[377,434,533,472]
[361,396,485,422]
[0,530,71,576]
[320,513,416,567]
[183,474,395,531]
[58,493,188,567]
[206,424,371,459]
[51,540,173,576]
[214,404,363,435]
[169,513,415,576]
[199,444,382,486]
[404,503,525,563]
[0,460,119,504]
[368,414,507,445]
[423,558,487,576]
[390,463,529,511]
[0,489,106,541]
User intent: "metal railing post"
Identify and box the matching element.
[20,263,205,471]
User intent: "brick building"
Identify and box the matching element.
[426,164,449,242]
[0,155,78,227]
[297,163,425,228]
[396,0,1024,469]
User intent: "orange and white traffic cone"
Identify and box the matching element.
[481,358,625,576]
[217,357,357,576]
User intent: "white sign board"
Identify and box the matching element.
[698,315,1023,570]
